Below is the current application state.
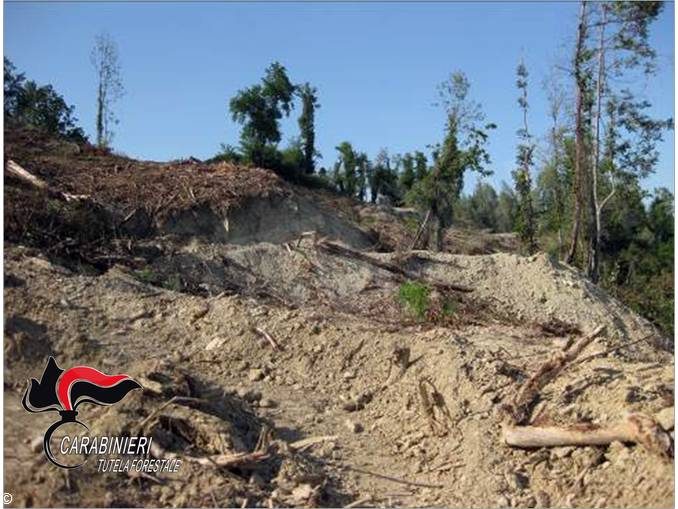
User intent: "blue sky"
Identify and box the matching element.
[4,1,675,194]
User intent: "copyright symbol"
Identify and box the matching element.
[3,493,12,505]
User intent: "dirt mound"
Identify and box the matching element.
[414,251,670,353]
[5,127,286,221]
[124,238,669,354]
[5,128,375,254]
[3,129,674,508]
[3,245,673,508]
[444,228,520,254]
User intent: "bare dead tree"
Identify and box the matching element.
[90,33,124,148]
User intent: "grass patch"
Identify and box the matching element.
[398,281,430,319]
[163,273,182,292]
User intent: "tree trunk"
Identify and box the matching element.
[587,3,607,283]
[566,0,588,266]
[427,211,444,252]
[96,80,105,148]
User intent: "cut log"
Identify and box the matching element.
[503,412,673,459]
[6,159,48,189]
[6,159,89,202]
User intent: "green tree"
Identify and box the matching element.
[647,188,673,247]
[4,59,86,142]
[297,82,320,174]
[280,138,305,178]
[565,1,669,283]
[334,141,358,197]
[512,60,538,253]
[399,152,416,191]
[408,71,495,250]
[4,57,25,119]
[15,82,86,142]
[565,0,594,268]
[229,62,296,167]
[538,73,571,258]
[356,152,370,201]
[468,181,499,231]
[213,143,244,164]
[371,148,400,204]
[600,186,673,336]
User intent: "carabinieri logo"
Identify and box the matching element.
[22,356,141,469]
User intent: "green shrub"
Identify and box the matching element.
[398,281,430,319]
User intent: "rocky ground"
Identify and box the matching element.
[3,129,674,508]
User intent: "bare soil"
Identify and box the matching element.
[3,129,674,508]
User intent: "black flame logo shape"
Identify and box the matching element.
[22,357,141,468]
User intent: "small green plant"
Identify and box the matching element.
[398,281,430,319]
[135,267,159,285]
[441,299,457,317]
[163,273,182,292]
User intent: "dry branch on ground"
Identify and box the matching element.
[503,412,673,459]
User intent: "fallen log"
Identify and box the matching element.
[503,412,673,460]
[316,239,473,293]
[6,159,47,189]
[6,159,89,202]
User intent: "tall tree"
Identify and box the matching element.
[334,141,358,197]
[371,148,400,204]
[586,1,668,282]
[540,73,570,257]
[563,1,669,281]
[297,82,320,174]
[409,71,494,250]
[90,33,124,148]
[230,62,296,167]
[512,60,537,253]
[565,0,592,267]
